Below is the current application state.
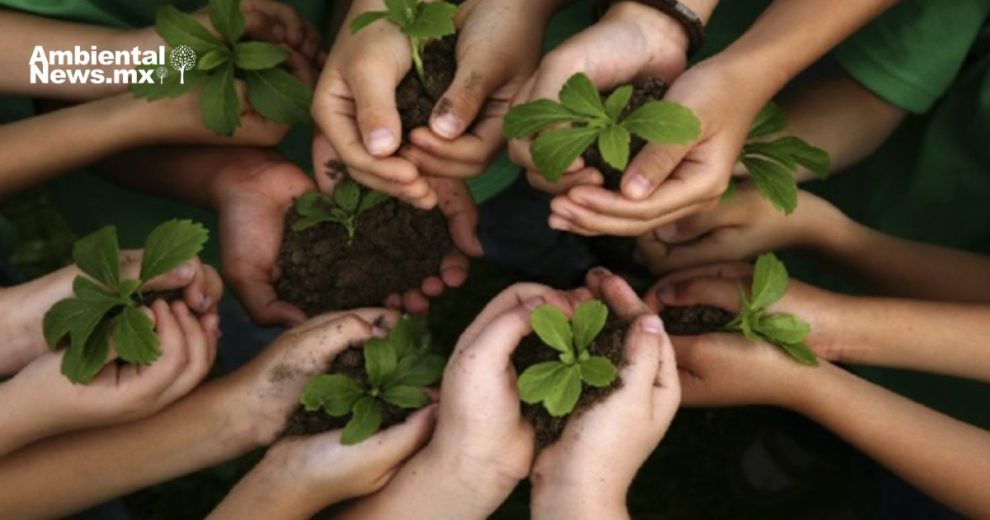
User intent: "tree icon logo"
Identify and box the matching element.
[168,45,197,84]
[155,66,169,85]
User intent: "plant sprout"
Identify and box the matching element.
[292,181,390,243]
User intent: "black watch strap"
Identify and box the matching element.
[595,0,705,58]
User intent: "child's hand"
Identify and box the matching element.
[531,270,680,520]
[0,300,218,457]
[644,263,846,361]
[0,253,221,375]
[636,182,849,274]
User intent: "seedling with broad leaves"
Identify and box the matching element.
[722,253,818,366]
[131,0,313,136]
[503,73,701,183]
[517,300,618,417]
[727,103,831,214]
[349,0,458,84]
[292,181,390,243]
[299,316,445,445]
[43,220,209,384]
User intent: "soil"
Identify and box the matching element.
[660,305,734,335]
[281,348,410,437]
[132,289,183,306]
[276,38,460,315]
[512,317,628,450]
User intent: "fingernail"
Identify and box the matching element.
[655,224,678,242]
[523,296,545,310]
[640,315,665,334]
[372,324,389,338]
[431,113,463,139]
[548,218,571,232]
[366,129,395,156]
[589,266,612,278]
[174,264,194,279]
[658,285,676,304]
[623,172,652,200]
[199,293,211,313]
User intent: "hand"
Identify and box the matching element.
[209,406,436,519]
[531,269,680,520]
[637,183,849,273]
[0,252,222,374]
[212,155,314,327]
[643,262,846,361]
[0,300,219,456]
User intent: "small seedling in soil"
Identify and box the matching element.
[727,103,831,214]
[42,220,209,384]
[291,181,390,243]
[131,0,313,136]
[349,0,458,84]
[292,316,445,445]
[504,73,701,183]
[513,300,627,448]
[659,253,818,366]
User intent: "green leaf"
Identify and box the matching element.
[531,126,601,182]
[43,297,118,349]
[155,5,225,54]
[571,300,608,351]
[245,67,313,125]
[380,385,430,408]
[750,253,789,312]
[777,341,819,366]
[358,191,390,214]
[530,304,573,355]
[756,313,809,345]
[111,306,161,365]
[364,338,397,387]
[197,49,230,71]
[559,73,606,119]
[72,226,120,289]
[597,124,631,171]
[580,356,617,387]
[388,316,428,358]
[720,180,737,204]
[292,215,329,232]
[503,100,579,139]
[341,396,383,445]
[130,64,205,101]
[61,321,113,384]
[404,1,458,40]
[349,10,391,33]
[543,365,582,417]
[296,192,330,217]
[385,0,415,22]
[773,137,830,180]
[390,353,445,388]
[200,62,240,137]
[517,361,566,404]
[749,102,787,139]
[73,275,117,302]
[621,100,701,145]
[208,0,245,44]
[300,374,364,416]
[140,220,209,284]
[333,181,361,213]
[234,41,289,70]
[118,279,141,299]
[742,156,798,215]
[604,85,633,121]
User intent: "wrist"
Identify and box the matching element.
[531,479,627,520]
[416,444,524,516]
[606,2,691,57]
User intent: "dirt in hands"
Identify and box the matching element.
[395,35,458,140]
[660,305,735,335]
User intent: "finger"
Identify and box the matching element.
[647,236,757,275]
[364,404,437,469]
[407,115,504,163]
[351,167,437,208]
[282,46,318,87]
[650,201,744,245]
[454,305,534,371]
[584,268,650,320]
[248,0,307,48]
[230,275,307,327]
[293,308,401,336]
[621,141,693,200]
[552,195,717,237]
[179,257,211,314]
[200,312,221,369]
[347,60,403,157]
[313,134,435,205]
[653,277,743,312]
[439,253,469,288]
[139,257,197,293]
[241,8,287,44]
[430,64,503,139]
[618,315,666,397]
[157,303,212,404]
[399,147,482,179]
[143,301,190,385]
[456,284,563,350]
[528,167,604,196]
[651,318,681,427]
[200,265,225,314]
[283,314,380,377]
[548,213,600,236]
[421,276,445,298]
[401,290,430,315]
[436,182,482,257]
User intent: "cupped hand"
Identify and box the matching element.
[636,183,846,273]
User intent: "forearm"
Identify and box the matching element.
[797,365,990,518]
[0,9,160,99]
[208,460,321,520]
[0,380,258,519]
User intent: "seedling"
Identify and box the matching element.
[517,300,618,417]
[349,0,458,84]
[292,181,390,243]
[723,253,818,366]
[131,0,313,136]
[299,316,445,445]
[43,220,209,384]
[503,73,701,182]
[728,103,831,214]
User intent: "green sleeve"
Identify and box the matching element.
[835,0,990,114]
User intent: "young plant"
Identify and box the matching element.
[517,300,618,417]
[723,253,818,366]
[291,181,390,243]
[349,0,458,83]
[130,0,313,136]
[503,73,701,182]
[43,220,209,384]
[727,103,831,214]
[299,316,445,445]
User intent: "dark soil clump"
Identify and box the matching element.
[133,289,183,306]
[281,348,409,437]
[395,36,457,139]
[660,305,734,335]
[512,317,628,450]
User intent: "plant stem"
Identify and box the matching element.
[410,37,426,85]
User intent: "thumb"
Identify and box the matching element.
[365,404,438,468]
[348,61,403,157]
[654,277,742,313]
[436,180,483,257]
[621,141,693,200]
[430,65,501,139]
